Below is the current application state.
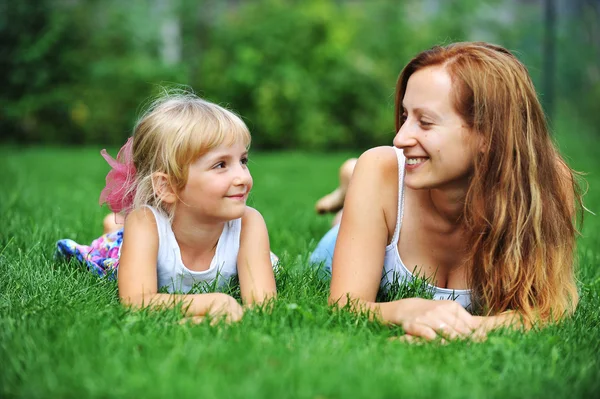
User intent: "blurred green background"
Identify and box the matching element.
[1,0,599,150]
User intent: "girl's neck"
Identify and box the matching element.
[171,214,226,257]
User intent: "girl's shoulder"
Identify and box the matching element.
[240,206,266,229]
[119,207,161,264]
[126,206,159,225]
[123,206,161,236]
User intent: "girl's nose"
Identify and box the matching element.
[233,165,252,186]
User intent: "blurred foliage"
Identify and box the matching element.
[1,0,598,149]
[491,0,600,132]
[1,0,187,145]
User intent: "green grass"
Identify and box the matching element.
[1,122,600,398]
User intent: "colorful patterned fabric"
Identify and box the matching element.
[56,229,123,279]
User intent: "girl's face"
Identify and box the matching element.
[393,66,480,192]
[176,141,253,222]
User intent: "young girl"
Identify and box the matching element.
[312,42,583,340]
[57,92,278,323]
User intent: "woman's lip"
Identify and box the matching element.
[405,159,428,170]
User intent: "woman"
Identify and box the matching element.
[311,42,582,341]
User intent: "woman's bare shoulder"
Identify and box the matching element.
[350,146,401,235]
[356,146,400,179]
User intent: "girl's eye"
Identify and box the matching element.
[213,161,226,169]
[241,157,249,165]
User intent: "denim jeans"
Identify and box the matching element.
[309,223,340,275]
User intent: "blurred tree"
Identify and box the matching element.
[1,0,596,148]
[0,0,186,145]
[0,0,86,143]
[192,0,478,149]
[542,0,556,124]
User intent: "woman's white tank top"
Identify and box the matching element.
[380,147,472,310]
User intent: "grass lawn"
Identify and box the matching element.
[1,118,599,398]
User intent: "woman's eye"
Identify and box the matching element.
[420,120,432,127]
[400,114,408,123]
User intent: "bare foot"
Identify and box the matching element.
[103,213,125,234]
[315,188,345,214]
[315,158,357,215]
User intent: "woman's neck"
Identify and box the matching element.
[428,186,467,227]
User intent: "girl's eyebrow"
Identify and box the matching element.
[205,150,248,162]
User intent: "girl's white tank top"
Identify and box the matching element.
[147,206,241,294]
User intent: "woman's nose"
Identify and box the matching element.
[393,120,418,149]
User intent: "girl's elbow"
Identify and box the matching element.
[119,294,140,307]
[328,291,349,307]
[119,292,155,308]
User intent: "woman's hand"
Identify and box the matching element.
[386,298,480,341]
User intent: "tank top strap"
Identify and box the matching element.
[390,147,406,246]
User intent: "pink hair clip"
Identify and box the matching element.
[99,137,136,213]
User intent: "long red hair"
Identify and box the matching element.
[395,42,582,322]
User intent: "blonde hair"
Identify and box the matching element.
[394,42,583,322]
[129,91,251,219]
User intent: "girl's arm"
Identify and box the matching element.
[117,207,243,322]
[329,147,478,340]
[237,207,277,305]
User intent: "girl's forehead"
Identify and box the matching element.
[199,142,248,159]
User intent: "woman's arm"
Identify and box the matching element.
[237,206,277,305]
[329,147,395,307]
[329,147,477,340]
[472,310,535,333]
[117,208,243,322]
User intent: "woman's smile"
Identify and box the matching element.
[405,157,429,170]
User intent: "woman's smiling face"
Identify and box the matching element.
[393,65,481,192]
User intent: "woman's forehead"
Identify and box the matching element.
[403,66,455,114]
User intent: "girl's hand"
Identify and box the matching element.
[205,293,244,323]
[388,298,479,341]
[180,294,244,325]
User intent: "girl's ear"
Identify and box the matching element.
[152,172,177,204]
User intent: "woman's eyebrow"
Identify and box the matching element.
[402,104,442,119]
